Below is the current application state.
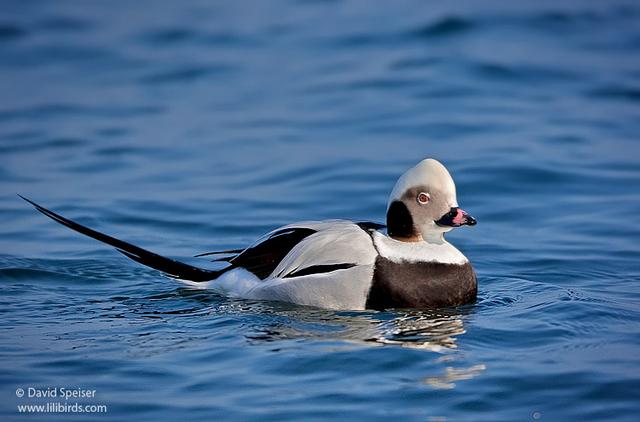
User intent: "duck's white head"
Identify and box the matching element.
[386,158,476,243]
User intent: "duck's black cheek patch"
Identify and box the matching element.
[386,201,417,238]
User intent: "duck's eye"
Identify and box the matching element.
[417,192,430,205]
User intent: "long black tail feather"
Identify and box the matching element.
[193,248,244,258]
[19,195,223,282]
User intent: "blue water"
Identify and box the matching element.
[1,0,640,420]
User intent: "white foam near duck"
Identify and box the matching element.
[21,158,477,310]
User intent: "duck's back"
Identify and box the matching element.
[245,220,380,309]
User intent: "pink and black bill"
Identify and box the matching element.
[435,207,477,228]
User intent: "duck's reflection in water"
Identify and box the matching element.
[369,310,466,351]
[144,290,473,354]
[146,290,487,388]
[423,363,487,389]
[243,304,471,353]
[243,304,486,388]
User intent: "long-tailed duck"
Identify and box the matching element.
[21,158,477,310]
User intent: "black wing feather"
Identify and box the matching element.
[19,195,222,282]
[283,263,357,279]
[225,227,316,279]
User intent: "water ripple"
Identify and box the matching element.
[409,16,475,39]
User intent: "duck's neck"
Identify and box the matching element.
[375,231,466,264]
[391,232,445,245]
[423,232,445,244]
[390,234,423,243]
